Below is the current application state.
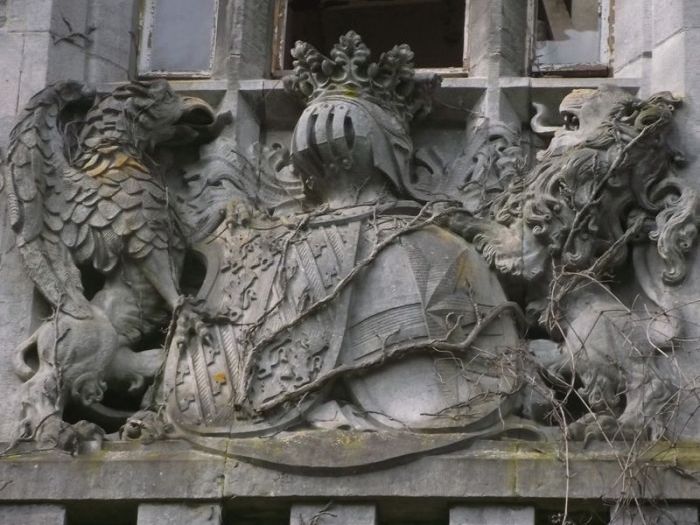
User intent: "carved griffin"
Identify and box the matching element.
[5,80,226,448]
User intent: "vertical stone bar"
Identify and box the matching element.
[0,0,91,443]
[0,0,55,444]
[0,504,66,525]
[609,505,698,525]
[289,503,377,525]
[612,0,653,84]
[450,506,536,525]
[85,0,138,83]
[138,503,222,525]
[648,0,700,441]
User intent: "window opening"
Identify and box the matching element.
[532,0,610,76]
[138,0,219,78]
[273,0,466,74]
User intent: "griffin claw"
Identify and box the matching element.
[173,296,213,349]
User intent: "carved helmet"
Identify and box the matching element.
[284,31,439,195]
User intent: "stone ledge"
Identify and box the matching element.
[0,439,698,502]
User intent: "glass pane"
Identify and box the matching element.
[139,0,218,76]
[534,0,601,66]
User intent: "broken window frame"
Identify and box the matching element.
[270,0,471,78]
[137,0,221,79]
[528,0,613,77]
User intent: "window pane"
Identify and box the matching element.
[534,0,602,66]
[139,0,218,76]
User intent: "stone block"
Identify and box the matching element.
[6,0,52,31]
[232,0,275,79]
[652,0,700,46]
[614,59,646,81]
[609,505,698,525]
[138,503,222,525]
[46,0,89,82]
[17,32,50,108]
[85,0,137,82]
[0,504,66,525]
[0,31,22,117]
[0,219,41,440]
[650,31,686,94]
[614,0,651,73]
[466,0,492,76]
[290,504,377,525]
[500,0,529,76]
[450,505,535,525]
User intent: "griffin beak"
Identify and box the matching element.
[176,97,233,144]
[179,97,216,127]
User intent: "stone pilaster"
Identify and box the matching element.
[138,503,222,525]
[450,506,536,525]
[0,504,66,525]
[289,504,377,525]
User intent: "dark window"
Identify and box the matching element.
[273,0,466,73]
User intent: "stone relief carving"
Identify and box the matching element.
[5,80,230,449]
[3,32,698,467]
[447,87,697,442]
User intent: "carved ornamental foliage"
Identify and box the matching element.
[2,32,698,470]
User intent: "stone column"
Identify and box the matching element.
[612,0,653,86]
[137,503,222,525]
[84,0,138,83]
[466,0,530,125]
[449,505,536,525]
[289,503,377,525]
[0,504,66,525]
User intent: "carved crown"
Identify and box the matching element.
[283,31,438,124]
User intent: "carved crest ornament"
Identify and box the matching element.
[3,32,698,470]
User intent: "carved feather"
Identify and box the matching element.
[7,82,95,318]
[7,80,219,318]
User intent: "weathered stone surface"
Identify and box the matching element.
[0,32,22,118]
[289,503,376,525]
[449,506,535,525]
[651,0,700,46]
[609,505,698,525]
[0,440,699,502]
[613,0,652,77]
[0,504,65,525]
[138,503,222,525]
[6,0,52,32]
[85,0,137,82]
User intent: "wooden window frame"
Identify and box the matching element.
[529,0,613,77]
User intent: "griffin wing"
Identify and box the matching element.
[6,81,96,318]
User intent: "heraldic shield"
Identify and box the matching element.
[160,202,525,447]
[163,214,363,437]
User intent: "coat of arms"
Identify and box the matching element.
[4,32,697,467]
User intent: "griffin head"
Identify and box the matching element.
[78,79,224,154]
